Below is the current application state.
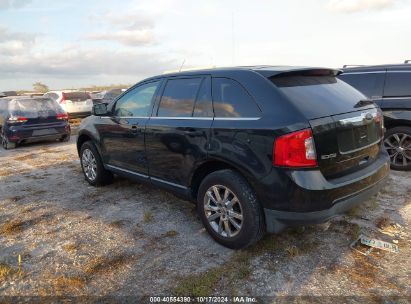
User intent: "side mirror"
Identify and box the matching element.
[92,103,108,116]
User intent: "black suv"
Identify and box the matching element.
[77,66,389,249]
[339,62,411,170]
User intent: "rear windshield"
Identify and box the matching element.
[270,75,368,119]
[65,92,89,101]
[8,98,64,118]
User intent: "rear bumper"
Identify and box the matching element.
[68,112,91,119]
[7,124,70,143]
[264,173,388,233]
[259,150,390,233]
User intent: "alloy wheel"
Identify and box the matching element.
[203,185,243,238]
[82,148,97,181]
[384,133,411,167]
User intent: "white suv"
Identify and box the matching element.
[44,91,93,118]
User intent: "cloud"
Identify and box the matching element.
[87,10,157,47]
[0,0,31,10]
[327,0,397,13]
[0,26,39,56]
[0,47,178,78]
[88,29,156,47]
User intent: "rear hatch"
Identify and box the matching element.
[63,92,93,113]
[269,69,384,178]
[8,98,67,136]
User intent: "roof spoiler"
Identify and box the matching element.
[270,68,342,78]
[342,64,365,68]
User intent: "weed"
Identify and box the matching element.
[143,211,153,223]
[0,220,25,235]
[0,263,15,282]
[84,253,134,276]
[285,245,301,258]
[162,230,178,238]
[63,243,78,252]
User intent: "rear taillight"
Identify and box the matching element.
[60,92,66,104]
[56,113,69,121]
[273,128,317,168]
[7,116,28,123]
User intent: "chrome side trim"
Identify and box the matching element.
[106,164,149,179]
[214,117,261,121]
[341,71,386,75]
[382,96,411,100]
[150,177,188,189]
[151,117,213,120]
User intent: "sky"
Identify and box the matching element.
[0,0,410,91]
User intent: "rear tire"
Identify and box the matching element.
[384,126,411,171]
[197,169,265,249]
[1,133,16,150]
[80,141,113,186]
[60,134,71,142]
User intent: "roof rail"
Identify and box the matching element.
[342,64,365,68]
[405,60,411,64]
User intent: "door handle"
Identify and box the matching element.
[131,124,141,133]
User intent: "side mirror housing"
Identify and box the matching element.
[92,103,108,116]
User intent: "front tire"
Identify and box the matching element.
[384,126,411,171]
[80,141,113,186]
[197,169,265,249]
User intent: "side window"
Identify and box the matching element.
[157,78,202,117]
[338,73,385,98]
[212,78,261,117]
[193,78,213,117]
[114,81,160,117]
[384,72,411,97]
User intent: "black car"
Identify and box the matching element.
[77,66,389,249]
[0,97,71,149]
[339,62,411,170]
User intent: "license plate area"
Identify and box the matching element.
[33,128,57,136]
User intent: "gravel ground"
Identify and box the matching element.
[0,136,410,302]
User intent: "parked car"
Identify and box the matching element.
[0,91,18,97]
[44,91,93,118]
[100,88,126,104]
[0,97,70,149]
[89,91,104,105]
[339,61,411,170]
[0,92,6,98]
[77,66,389,249]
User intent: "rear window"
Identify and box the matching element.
[212,78,261,117]
[8,98,64,118]
[338,72,385,98]
[384,71,411,97]
[65,92,89,101]
[270,75,367,119]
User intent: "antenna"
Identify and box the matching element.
[179,59,186,72]
[232,12,235,66]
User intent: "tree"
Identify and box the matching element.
[32,82,49,93]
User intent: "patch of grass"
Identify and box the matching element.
[161,230,178,238]
[63,243,78,252]
[285,245,301,258]
[83,253,134,276]
[14,154,36,161]
[0,262,15,282]
[173,267,225,296]
[54,275,86,292]
[346,206,361,218]
[0,220,25,235]
[367,197,379,210]
[375,216,391,230]
[109,219,127,228]
[143,211,153,223]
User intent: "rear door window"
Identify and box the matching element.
[384,71,411,97]
[193,78,213,117]
[157,78,202,117]
[8,98,64,118]
[338,72,385,98]
[212,78,261,117]
[114,81,160,117]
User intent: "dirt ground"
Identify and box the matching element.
[0,136,410,302]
